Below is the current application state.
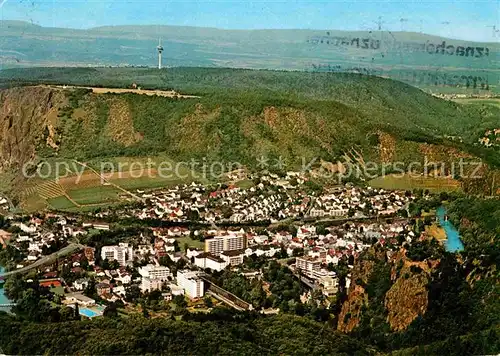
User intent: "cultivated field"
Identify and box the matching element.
[20,155,202,212]
[369,174,462,192]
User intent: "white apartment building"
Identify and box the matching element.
[176,270,205,299]
[186,248,202,259]
[205,237,224,254]
[194,253,228,272]
[141,277,164,293]
[221,250,244,266]
[295,256,322,277]
[101,243,133,266]
[205,234,246,255]
[138,264,172,281]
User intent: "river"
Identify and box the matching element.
[0,267,12,311]
[436,206,464,252]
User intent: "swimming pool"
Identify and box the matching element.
[80,308,100,318]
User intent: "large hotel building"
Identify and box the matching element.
[204,234,247,255]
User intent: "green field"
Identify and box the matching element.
[369,174,462,192]
[30,158,92,180]
[47,196,77,210]
[235,179,254,189]
[176,236,205,251]
[108,175,194,191]
[21,155,203,212]
[67,186,122,205]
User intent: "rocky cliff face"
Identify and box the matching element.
[337,284,368,333]
[0,86,66,171]
[338,247,437,333]
[384,251,433,331]
[337,247,385,333]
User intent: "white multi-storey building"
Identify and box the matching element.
[194,252,228,271]
[176,270,205,299]
[138,264,172,281]
[295,256,322,277]
[141,277,164,293]
[101,243,133,266]
[221,250,244,266]
[205,234,246,255]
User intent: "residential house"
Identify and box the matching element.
[65,293,96,307]
[96,283,111,297]
[74,278,89,291]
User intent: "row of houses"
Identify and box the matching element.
[308,186,411,218]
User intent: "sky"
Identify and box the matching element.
[0,0,499,42]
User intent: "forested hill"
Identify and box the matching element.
[0,68,499,181]
[1,67,498,138]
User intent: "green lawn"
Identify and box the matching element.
[176,236,205,251]
[50,286,65,296]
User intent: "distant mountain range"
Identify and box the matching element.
[0,21,499,92]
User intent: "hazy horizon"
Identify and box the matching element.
[1,19,498,45]
[0,0,498,42]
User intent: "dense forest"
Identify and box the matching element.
[0,300,497,355]
[0,311,375,355]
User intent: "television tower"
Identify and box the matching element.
[400,18,408,32]
[487,25,498,38]
[156,38,164,69]
[374,16,384,31]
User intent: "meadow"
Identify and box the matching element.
[368,174,462,192]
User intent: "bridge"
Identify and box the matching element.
[199,275,252,311]
[0,303,16,307]
[0,243,84,278]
